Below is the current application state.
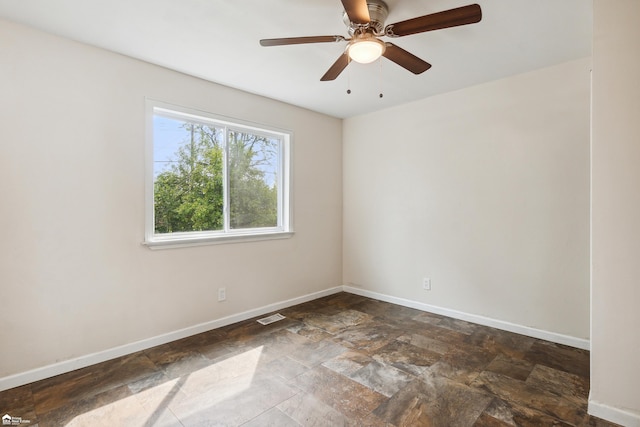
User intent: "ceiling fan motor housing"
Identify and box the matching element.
[343,0,389,35]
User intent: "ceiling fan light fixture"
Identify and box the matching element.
[348,37,386,64]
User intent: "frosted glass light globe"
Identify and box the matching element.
[348,38,385,64]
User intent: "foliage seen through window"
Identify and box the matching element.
[153,114,282,236]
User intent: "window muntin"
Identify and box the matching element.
[145,101,291,247]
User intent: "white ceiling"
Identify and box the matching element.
[0,0,592,118]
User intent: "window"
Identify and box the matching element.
[145,100,291,248]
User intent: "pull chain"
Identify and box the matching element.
[378,57,384,98]
[347,57,352,94]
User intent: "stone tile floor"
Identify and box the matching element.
[0,292,621,426]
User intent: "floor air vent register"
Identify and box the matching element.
[256,313,286,325]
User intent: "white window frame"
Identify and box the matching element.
[144,99,293,249]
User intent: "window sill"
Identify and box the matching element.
[143,230,294,250]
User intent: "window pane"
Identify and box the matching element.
[228,130,279,229]
[153,116,224,233]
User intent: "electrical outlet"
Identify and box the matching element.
[422,278,431,291]
[218,287,226,302]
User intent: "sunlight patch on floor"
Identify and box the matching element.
[67,346,265,426]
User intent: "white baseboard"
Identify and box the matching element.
[6,284,633,425]
[0,286,343,392]
[342,286,590,350]
[0,284,591,393]
[589,397,640,427]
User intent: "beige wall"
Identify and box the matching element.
[344,58,591,340]
[0,19,343,378]
[590,1,640,424]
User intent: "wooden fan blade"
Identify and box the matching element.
[341,0,370,25]
[321,53,350,81]
[260,35,345,47]
[385,4,481,37]
[382,43,432,74]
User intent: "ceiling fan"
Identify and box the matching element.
[260,0,482,81]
